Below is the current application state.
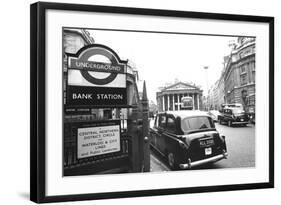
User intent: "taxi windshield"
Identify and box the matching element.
[181,116,215,132]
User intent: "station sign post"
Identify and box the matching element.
[66,44,128,108]
[64,44,131,175]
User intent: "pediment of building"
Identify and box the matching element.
[163,82,198,91]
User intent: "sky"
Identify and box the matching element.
[88,29,236,103]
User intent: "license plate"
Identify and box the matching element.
[241,119,244,121]
[199,138,214,147]
[205,147,212,155]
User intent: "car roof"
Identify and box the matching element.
[209,110,220,112]
[158,110,210,118]
[224,107,243,110]
[223,103,242,107]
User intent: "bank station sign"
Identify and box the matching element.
[66,44,128,107]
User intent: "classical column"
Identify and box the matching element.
[177,94,180,110]
[173,94,175,111]
[167,94,170,111]
[192,94,195,110]
[162,95,165,111]
[197,94,200,110]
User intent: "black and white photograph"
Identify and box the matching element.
[1,0,280,204]
[29,2,274,203]
[63,27,256,176]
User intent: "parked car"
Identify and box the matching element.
[248,107,255,124]
[248,112,255,124]
[208,110,221,122]
[221,103,243,109]
[149,111,228,170]
[218,107,249,127]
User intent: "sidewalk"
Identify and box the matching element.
[149,118,170,172]
[150,152,170,172]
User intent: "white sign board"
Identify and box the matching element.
[68,69,126,88]
[77,125,120,159]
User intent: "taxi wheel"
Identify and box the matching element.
[168,152,179,170]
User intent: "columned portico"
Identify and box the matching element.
[156,82,203,112]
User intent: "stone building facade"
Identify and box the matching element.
[156,82,203,112]
[224,37,256,112]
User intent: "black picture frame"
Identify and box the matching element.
[30,1,274,203]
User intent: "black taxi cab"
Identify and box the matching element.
[218,107,249,127]
[150,111,228,170]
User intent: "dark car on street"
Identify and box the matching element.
[218,107,249,127]
[149,111,228,170]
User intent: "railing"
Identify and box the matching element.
[63,119,132,175]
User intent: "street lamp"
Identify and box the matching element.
[204,66,209,111]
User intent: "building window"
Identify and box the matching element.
[64,33,86,54]
[241,74,247,85]
[241,65,246,74]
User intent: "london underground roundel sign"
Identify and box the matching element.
[66,44,128,107]
[67,44,127,88]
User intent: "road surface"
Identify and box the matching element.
[150,121,255,172]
